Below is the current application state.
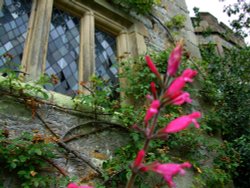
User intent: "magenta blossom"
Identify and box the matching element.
[145,56,160,78]
[165,69,197,98]
[143,162,191,188]
[68,183,78,188]
[181,68,198,82]
[167,40,183,76]
[133,149,145,168]
[160,112,201,133]
[144,100,160,123]
[67,183,93,188]
[150,82,157,99]
[171,92,192,105]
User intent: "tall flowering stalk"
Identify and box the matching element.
[126,41,201,188]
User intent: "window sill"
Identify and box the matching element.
[0,75,89,111]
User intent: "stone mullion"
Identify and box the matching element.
[117,30,130,103]
[21,0,54,81]
[0,0,3,10]
[78,11,95,91]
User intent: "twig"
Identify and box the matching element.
[103,168,126,185]
[35,111,103,176]
[41,157,68,177]
[36,112,59,138]
[57,141,103,176]
[62,120,130,140]
[63,126,112,143]
[149,13,176,43]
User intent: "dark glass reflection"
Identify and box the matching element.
[45,7,80,96]
[0,0,32,70]
[95,28,118,88]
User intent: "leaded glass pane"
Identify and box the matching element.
[45,7,80,96]
[0,0,32,70]
[95,28,118,87]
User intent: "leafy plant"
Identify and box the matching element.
[198,44,250,187]
[0,130,65,188]
[108,0,159,14]
[165,14,186,30]
[0,53,50,100]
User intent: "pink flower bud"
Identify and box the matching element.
[68,183,78,188]
[143,162,192,188]
[181,69,197,82]
[145,56,160,77]
[146,94,153,101]
[161,111,201,133]
[144,100,160,123]
[150,82,157,99]
[165,77,186,98]
[167,40,183,76]
[133,150,145,168]
[171,92,192,105]
[67,183,94,188]
[165,69,197,98]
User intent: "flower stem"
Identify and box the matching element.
[125,172,137,188]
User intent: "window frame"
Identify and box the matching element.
[12,0,147,95]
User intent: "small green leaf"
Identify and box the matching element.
[10,162,17,169]
[35,148,42,155]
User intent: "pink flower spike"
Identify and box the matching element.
[67,183,79,188]
[161,111,201,133]
[150,82,157,99]
[167,40,184,76]
[145,56,160,77]
[133,150,145,168]
[144,100,160,123]
[171,92,192,105]
[145,162,192,188]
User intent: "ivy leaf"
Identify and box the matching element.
[19,155,28,162]
[10,162,17,169]
[34,148,42,155]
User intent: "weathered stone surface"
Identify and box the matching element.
[192,12,245,55]
[0,95,130,184]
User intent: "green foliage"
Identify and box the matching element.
[192,7,201,27]
[109,0,158,14]
[0,55,50,100]
[199,44,250,187]
[0,130,64,188]
[165,14,186,30]
[233,135,250,187]
[73,75,119,118]
[119,50,170,102]
[221,0,250,37]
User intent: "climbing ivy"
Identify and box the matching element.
[108,0,160,14]
[199,44,250,187]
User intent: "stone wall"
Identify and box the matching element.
[123,0,201,58]
[0,0,226,187]
[192,12,245,56]
[0,93,130,187]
